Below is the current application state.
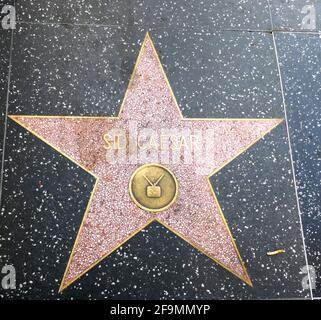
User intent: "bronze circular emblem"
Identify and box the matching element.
[129,164,178,213]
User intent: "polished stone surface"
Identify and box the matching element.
[275,32,321,297]
[15,0,272,30]
[0,0,319,300]
[0,0,14,185]
[270,0,321,31]
[9,25,284,118]
[0,28,11,174]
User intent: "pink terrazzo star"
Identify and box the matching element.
[10,33,282,291]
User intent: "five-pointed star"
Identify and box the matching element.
[10,33,282,292]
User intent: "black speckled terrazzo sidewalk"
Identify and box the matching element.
[0,0,320,300]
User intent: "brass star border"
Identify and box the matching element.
[9,33,283,292]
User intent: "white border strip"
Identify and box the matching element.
[272,32,313,299]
